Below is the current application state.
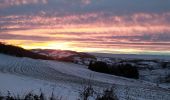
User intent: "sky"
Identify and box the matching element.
[0,0,170,55]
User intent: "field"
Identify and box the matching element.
[0,54,170,100]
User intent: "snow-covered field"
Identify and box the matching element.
[91,53,170,61]
[0,54,170,100]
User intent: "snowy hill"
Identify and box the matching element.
[0,54,170,100]
[30,49,170,88]
[0,43,53,60]
[32,49,96,65]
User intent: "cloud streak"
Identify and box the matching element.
[0,0,48,9]
[0,0,170,54]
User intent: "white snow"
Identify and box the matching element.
[0,54,170,100]
[91,53,170,61]
[0,73,79,99]
[140,68,170,83]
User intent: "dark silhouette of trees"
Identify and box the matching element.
[89,61,110,73]
[0,42,53,60]
[111,64,139,79]
[88,61,139,79]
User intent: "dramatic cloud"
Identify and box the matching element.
[0,0,170,54]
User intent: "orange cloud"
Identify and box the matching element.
[1,12,170,54]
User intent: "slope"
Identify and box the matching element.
[0,54,170,100]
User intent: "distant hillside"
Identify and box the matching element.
[32,49,96,65]
[90,53,170,61]
[0,42,53,60]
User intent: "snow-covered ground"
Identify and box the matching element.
[91,53,170,61]
[0,54,170,100]
[0,73,79,99]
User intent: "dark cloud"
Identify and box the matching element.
[0,0,170,16]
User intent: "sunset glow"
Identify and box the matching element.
[1,0,170,54]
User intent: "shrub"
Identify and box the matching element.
[79,79,94,100]
[79,78,118,100]
[96,87,118,100]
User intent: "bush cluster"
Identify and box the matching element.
[0,91,60,100]
[88,61,139,79]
